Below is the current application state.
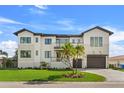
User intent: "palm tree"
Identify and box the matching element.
[60,43,85,74]
[60,43,75,70]
[74,45,85,73]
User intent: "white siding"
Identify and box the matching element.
[17,28,110,68]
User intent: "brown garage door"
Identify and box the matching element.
[87,55,106,68]
[73,59,82,68]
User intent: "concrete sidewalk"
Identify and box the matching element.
[0,82,124,88]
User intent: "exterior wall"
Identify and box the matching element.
[83,28,109,55]
[18,31,35,68]
[83,28,109,68]
[17,28,110,68]
[109,60,124,68]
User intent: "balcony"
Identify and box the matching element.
[54,43,64,50]
[54,42,83,50]
[50,57,62,62]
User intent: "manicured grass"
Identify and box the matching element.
[0,69,105,82]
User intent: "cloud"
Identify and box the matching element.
[29,8,46,15]
[109,42,124,57]
[0,31,3,34]
[34,5,48,10]
[56,19,75,30]
[0,40,17,57]
[0,16,26,25]
[28,5,48,15]
[103,26,124,56]
[103,26,124,43]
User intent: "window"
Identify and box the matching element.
[72,39,75,43]
[57,39,69,43]
[77,39,80,43]
[36,50,38,56]
[45,38,52,44]
[56,39,60,44]
[99,37,103,47]
[35,37,38,43]
[45,51,51,58]
[20,37,31,44]
[95,37,98,47]
[90,37,103,47]
[90,37,94,47]
[20,50,31,58]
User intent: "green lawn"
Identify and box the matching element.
[0,69,105,82]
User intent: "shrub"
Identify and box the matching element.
[109,64,119,70]
[64,73,83,78]
[40,61,50,69]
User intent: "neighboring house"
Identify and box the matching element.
[0,50,8,68]
[14,26,113,69]
[109,55,124,68]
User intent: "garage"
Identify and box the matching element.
[87,55,106,68]
[73,59,82,68]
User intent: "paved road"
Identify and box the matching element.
[0,82,124,88]
[84,69,124,82]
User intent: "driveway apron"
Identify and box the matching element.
[83,69,124,82]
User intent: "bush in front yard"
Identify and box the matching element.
[63,72,84,78]
[109,64,119,70]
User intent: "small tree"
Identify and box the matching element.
[60,43,85,75]
[74,45,85,73]
[60,43,75,71]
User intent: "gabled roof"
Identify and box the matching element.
[14,28,36,36]
[82,26,113,35]
[14,26,113,36]
[13,28,82,37]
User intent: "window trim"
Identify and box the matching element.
[20,50,31,58]
[45,38,52,44]
[20,37,31,44]
[45,51,51,58]
[35,37,38,43]
[90,37,103,47]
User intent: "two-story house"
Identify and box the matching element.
[14,26,113,69]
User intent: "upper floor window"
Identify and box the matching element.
[56,39,69,44]
[35,37,38,43]
[20,37,31,44]
[90,37,103,47]
[77,39,81,43]
[45,38,52,44]
[20,50,31,58]
[45,51,51,58]
[56,39,60,44]
[72,39,76,43]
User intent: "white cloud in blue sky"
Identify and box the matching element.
[28,5,48,15]
[34,5,48,10]
[0,16,25,25]
[0,31,3,34]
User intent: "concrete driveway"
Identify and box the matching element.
[84,69,124,82]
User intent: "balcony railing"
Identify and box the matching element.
[54,42,83,49]
[50,57,62,62]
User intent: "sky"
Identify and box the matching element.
[0,5,124,57]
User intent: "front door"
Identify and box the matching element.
[73,59,82,68]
